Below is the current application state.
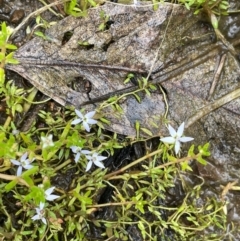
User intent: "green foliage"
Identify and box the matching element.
[0,23,26,116]
[177,0,229,15]
[64,0,95,17]
[98,10,110,31]
[0,19,227,241]
[33,16,59,41]
[0,22,18,68]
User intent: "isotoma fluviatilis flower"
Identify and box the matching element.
[160,122,194,155]
[71,109,98,132]
[10,152,34,176]
[32,202,47,225]
[70,146,91,163]
[41,134,54,149]
[85,152,107,172]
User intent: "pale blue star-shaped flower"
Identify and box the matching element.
[41,134,54,149]
[160,122,194,155]
[85,152,107,172]
[70,146,91,163]
[32,202,47,225]
[10,152,34,176]
[71,110,97,132]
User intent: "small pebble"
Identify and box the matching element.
[10,9,24,24]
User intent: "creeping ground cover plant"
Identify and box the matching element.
[0,13,229,241]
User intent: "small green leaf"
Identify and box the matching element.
[144,88,151,96]
[0,68,5,85]
[188,144,195,156]
[34,31,47,39]
[133,93,141,102]
[78,41,90,46]
[6,43,17,50]
[22,175,34,187]
[210,13,218,29]
[5,58,19,64]
[198,142,211,156]
[87,0,97,7]
[196,156,207,165]
[15,104,23,113]
[98,23,105,31]
[100,117,110,124]
[61,121,71,140]
[142,77,148,87]
[36,15,41,25]
[115,103,123,112]
[5,179,18,191]
[135,120,140,138]
[124,73,134,84]
[180,161,193,171]
[149,84,157,90]
[140,128,153,136]
[22,166,39,177]
[1,22,7,41]
[107,96,118,103]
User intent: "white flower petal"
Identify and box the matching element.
[71,119,82,125]
[168,125,177,137]
[70,146,79,153]
[75,109,84,119]
[32,214,40,221]
[86,160,93,172]
[41,217,47,225]
[24,164,33,170]
[17,166,23,176]
[160,137,176,144]
[46,194,59,201]
[75,152,81,163]
[11,159,20,166]
[87,119,98,125]
[46,142,53,148]
[177,122,185,137]
[39,202,45,210]
[81,150,92,155]
[175,141,181,155]
[85,155,92,161]
[96,156,108,162]
[42,143,47,149]
[85,111,95,118]
[21,152,28,162]
[45,187,55,196]
[94,160,105,169]
[83,122,90,132]
[179,137,194,142]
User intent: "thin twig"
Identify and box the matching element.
[207,53,227,100]
[10,0,69,38]
[0,173,29,187]
[186,87,240,128]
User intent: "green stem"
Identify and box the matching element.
[3,116,12,130]
[104,148,163,180]
[54,159,72,172]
